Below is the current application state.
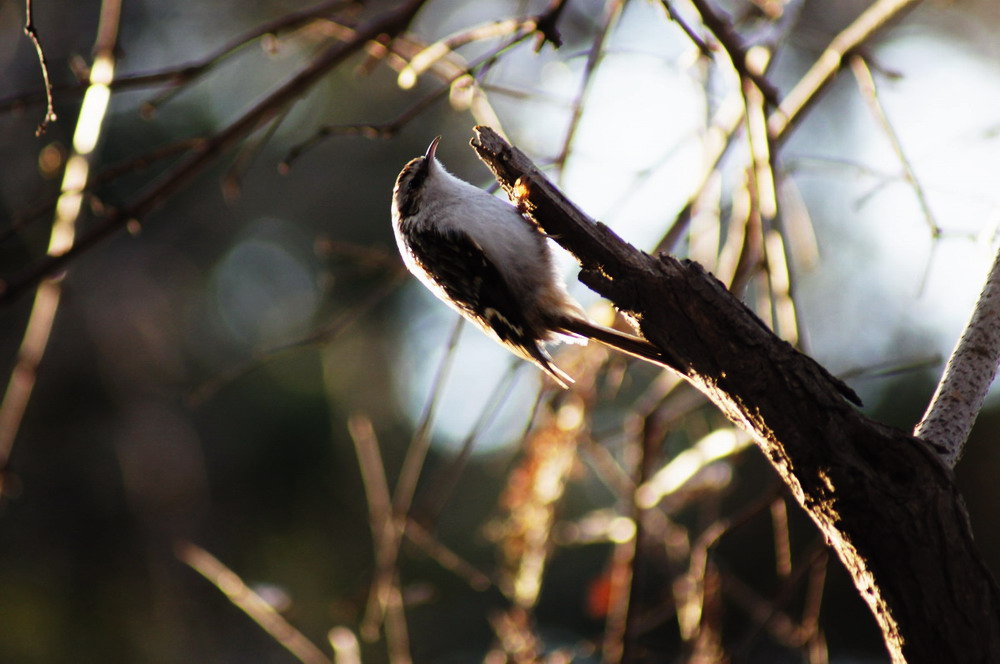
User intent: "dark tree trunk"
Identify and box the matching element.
[472,126,1000,664]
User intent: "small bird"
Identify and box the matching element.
[390,136,674,388]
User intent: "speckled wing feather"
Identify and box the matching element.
[403,225,573,387]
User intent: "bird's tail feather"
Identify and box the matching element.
[552,317,679,369]
[553,317,861,406]
[523,342,574,389]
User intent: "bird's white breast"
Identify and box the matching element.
[419,167,549,294]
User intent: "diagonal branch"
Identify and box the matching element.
[470,125,1000,664]
[685,0,779,105]
[848,55,940,238]
[2,0,353,116]
[915,244,1000,466]
[0,0,430,308]
[767,0,922,142]
[177,542,331,664]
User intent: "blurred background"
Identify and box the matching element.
[1,0,999,661]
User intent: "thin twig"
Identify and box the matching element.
[1,0,353,116]
[0,138,207,246]
[329,627,361,664]
[0,0,430,307]
[654,91,745,254]
[281,95,443,170]
[742,52,777,222]
[839,353,941,382]
[635,428,751,509]
[222,104,294,201]
[356,317,462,638]
[658,0,713,58]
[849,55,940,238]
[620,414,665,663]
[686,0,779,105]
[188,268,405,406]
[136,0,354,114]
[728,540,830,653]
[413,361,522,526]
[1,0,122,495]
[396,18,532,89]
[767,0,922,142]
[553,0,624,172]
[176,541,331,664]
[404,519,493,590]
[23,0,57,134]
[601,525,636,664]
[282,25,534,169]
[347,414,412,664]
[762,229,800,344]
[392,317,463,516]
[770,497,791,578]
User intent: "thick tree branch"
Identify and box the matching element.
[470,125,1000,664]
[915,244,1000,466]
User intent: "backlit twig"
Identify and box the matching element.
[177,542,331,664]
[767,0,922,141]
[23,0,57,135]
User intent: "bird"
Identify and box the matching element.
[390,135,676,388]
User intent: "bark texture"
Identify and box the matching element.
[915,244,1000,465]
[471,125,1000,664]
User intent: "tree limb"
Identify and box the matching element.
[470,125,1000,664]
[915,244,1000,466]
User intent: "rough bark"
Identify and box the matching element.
[915,244,1000,465]
[471,125,1000,664]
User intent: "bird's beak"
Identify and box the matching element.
[425,136,441,162]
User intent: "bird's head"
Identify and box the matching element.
[392,136,441,220]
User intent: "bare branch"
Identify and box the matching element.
[188,266,405,406]
[768,0,923,141]
[915,244,1000,466]
[328,627,361,664]
[414,362,521,527]
[282,23,533,168]
[471,125,1000,663]
[0,0,122,496]
[553,0,623,172]
[138,0,354,114]
[403,519,493,591]
[392,317,463,517]
[658,1,713,58]
[347,415,412,663]
[0,0,431,307]
[177,542,331,664]
[849,55,940,238]
[655,91,745,254]
[1,0,354,116]
[686,0,779,105]
[396,18,531,89]
[23,0,57,134]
